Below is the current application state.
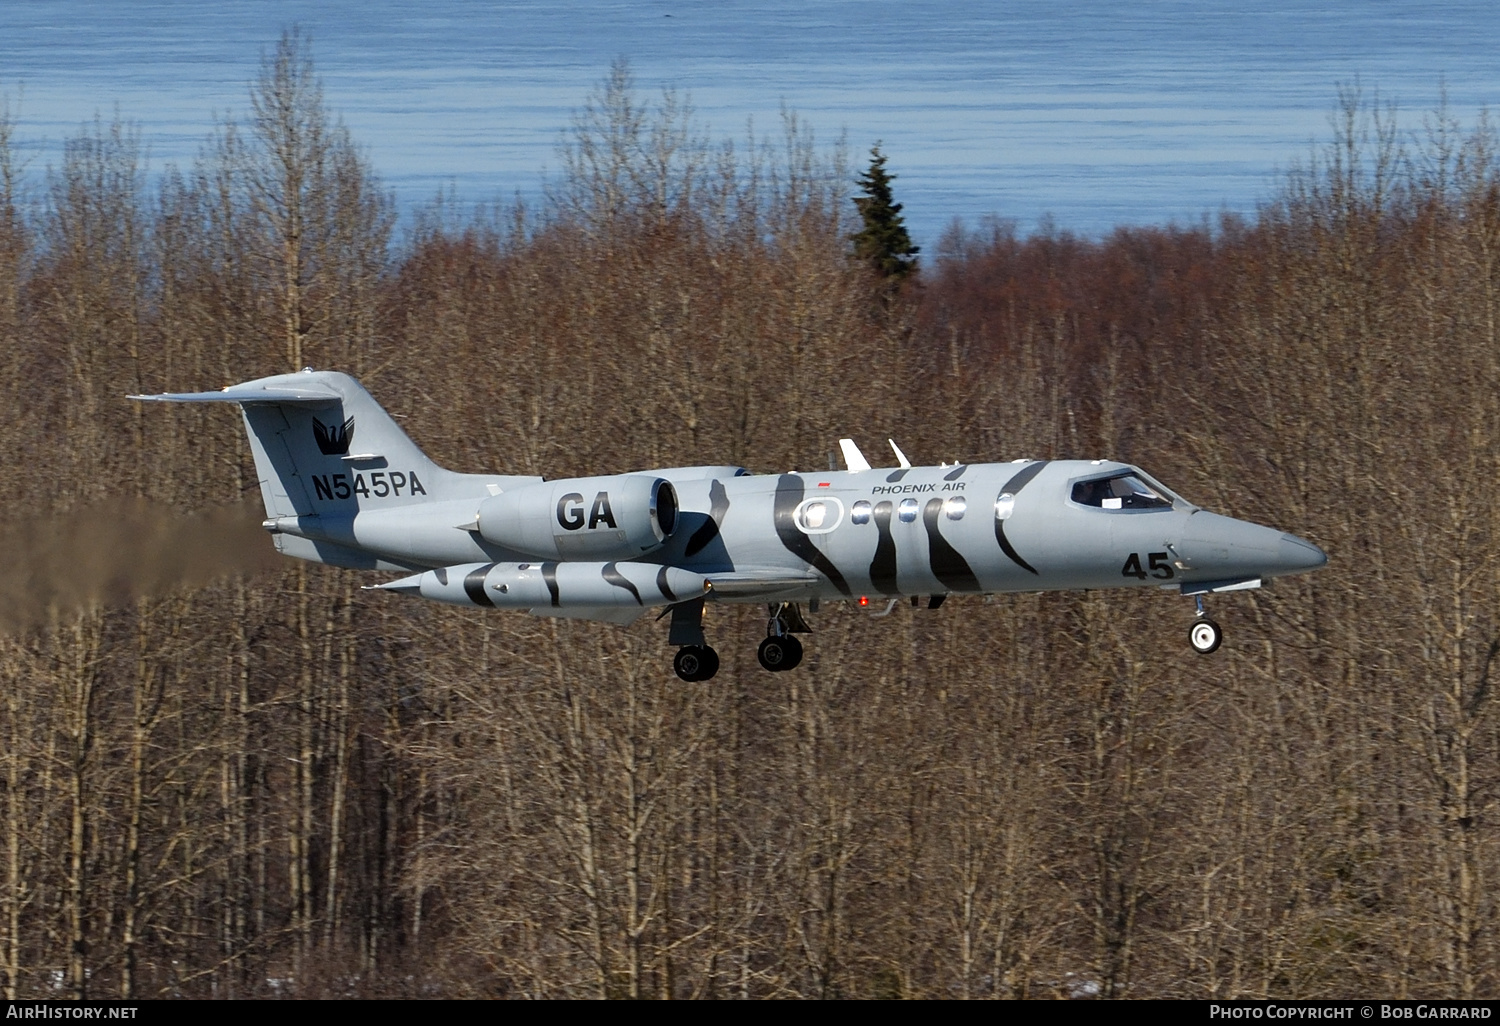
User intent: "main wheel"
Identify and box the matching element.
[781,634,804,670]
[674,645,720,681]
[675,645,707,681]
[1188,617,1223,655]
[757,636,796,672]
[696,645,720,681]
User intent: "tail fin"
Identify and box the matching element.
[131,368,450,521]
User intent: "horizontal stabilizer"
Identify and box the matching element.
[128,384,342,404]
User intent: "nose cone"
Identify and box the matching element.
[1277,532,1328,574]
[1179,511,1328,580]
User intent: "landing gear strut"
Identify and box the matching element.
[669,597,720,681]
[1188,594,1223,655]
[757,602,808,673]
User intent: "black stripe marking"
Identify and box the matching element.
[943,464,968,481]
[885,468,911,483]
[435,566,449,586]
[602,562,643,604]
[684,478,730,556]
[1000,461,1048,495]
[656,565,677,602]
[994,461,1049,576]
[869,500,899,594]
[541,561,560,607]
[464,563,497,606]
[996,527,1038,575]
[774,475,851,595]
[923,498,980,592]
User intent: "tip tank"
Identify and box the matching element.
[376,560,707,610]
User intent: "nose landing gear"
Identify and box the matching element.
[1188,594,1223,655]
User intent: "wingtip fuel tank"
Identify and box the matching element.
[379,560,707,613]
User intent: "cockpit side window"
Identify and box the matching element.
[1071,473,1173,510]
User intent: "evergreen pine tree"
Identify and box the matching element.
[850,144,919,281]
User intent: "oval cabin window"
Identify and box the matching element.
[794,497,843,534]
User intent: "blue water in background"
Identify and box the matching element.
[1,1,1495,247]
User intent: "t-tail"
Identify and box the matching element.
[130,369,541,570]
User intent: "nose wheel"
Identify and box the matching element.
[1188,618,1223,655]
[1187,594,1223,655]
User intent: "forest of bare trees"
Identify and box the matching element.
[1,34,1498,998]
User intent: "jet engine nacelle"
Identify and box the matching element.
[477,474,679,559]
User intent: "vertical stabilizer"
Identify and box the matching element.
[130,370,453,521]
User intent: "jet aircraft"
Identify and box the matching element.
[132,370,1328,681]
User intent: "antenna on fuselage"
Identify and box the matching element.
[888,439,912,469]
[839,438,872,473]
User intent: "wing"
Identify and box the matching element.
[526,606,652,625]
[703,568,823,601]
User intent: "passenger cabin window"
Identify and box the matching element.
[1072,473,1173,510]
[851,500,872,525]
[794,497,843,534]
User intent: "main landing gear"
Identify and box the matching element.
[669,601,811,681]
[1188,594,1223,655]
[757,602,807,673]
[669,597,720,681]
[673,644,720,682]
[757,635,803,672]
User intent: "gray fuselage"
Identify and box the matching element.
[315,459,1323,602]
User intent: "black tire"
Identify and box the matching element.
[674,645,706,681]
[1188,617,1223,655]
[781,634,804,671]
[697,645,720,681]
[757,636,793,672]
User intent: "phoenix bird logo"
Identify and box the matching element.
[313,416,355,456]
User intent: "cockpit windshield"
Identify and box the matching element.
[1072,473,1174,510]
